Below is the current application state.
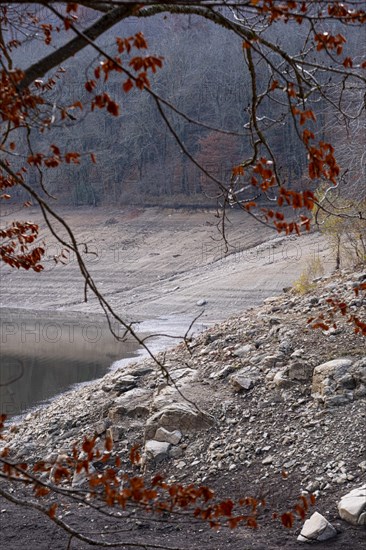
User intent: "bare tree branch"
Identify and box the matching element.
[19,4,135,90]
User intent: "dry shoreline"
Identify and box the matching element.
[0,206,335,417]
[0,206,364,550]
[1,268,365,550]
[0,206,334,323]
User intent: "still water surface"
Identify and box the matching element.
[0,310,140,417]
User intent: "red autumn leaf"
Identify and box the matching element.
[64,152,80,164]
[27,153,44,166]
[295,504,306,520]
[312,322,330,331]
[82,436,96,454]
[85,80,96,93]
[228,516,241,528]
[129,445,141,465]
[246,517,258,529]
[70,101,83,110]
[281,512,294,528]
[48,504,57,518]
[232,165,244,177]
[133,32,148,49]
[136,73,150,90]
[123,79,133,93]
[66,3,78,13]
[338,302,348,315]
[34,485,50,497]
[218,499,234,517]
[64,17,72,31]
[300,495,309,511]
[44,157,61,168]
[105,435,113,452]
[107,100,119,116]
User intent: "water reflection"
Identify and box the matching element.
[0,311,140,417]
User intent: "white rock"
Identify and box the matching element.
[358,512,366,525]
[169,368,195,382]
[231,374,255,391]
[145,440,171,463]
[108,388,152,421]
[273,369,294,388]
[297,511,337,542]
[312,359,353,397]
[114,375,137,387]
[146,402,213,439]
[338,485,366,525]
[264,296,280,304]
[155,427,182,445]
[153,386,180,409]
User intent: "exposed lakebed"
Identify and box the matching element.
[0,207,333,417]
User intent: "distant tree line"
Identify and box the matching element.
[7,12,361,208]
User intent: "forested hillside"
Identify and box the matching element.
[9,7,365,207]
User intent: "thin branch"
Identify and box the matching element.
[0,485,185,550]
[19,4,135,90]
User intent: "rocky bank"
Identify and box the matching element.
[1,269,365,547]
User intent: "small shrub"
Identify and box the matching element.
[293,257,324,295]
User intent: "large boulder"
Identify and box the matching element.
[108,388,152,422]
[230,367,258,391]
[155,427,182,445]
[145,402,213,439]
[311,357,365,406]
[152,386,181,410]
[312,358,353,395]
[145,440,171,463]
[351,358,366,399]
[112,375,137,394]
[338,485,366,526]
[287,361,313,382]
[297,512,337,543]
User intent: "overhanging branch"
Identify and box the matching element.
[19,4,134,90]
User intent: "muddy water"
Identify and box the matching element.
[0,310,141,417]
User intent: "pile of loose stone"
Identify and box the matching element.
[2,269,365,542]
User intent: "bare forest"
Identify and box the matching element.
[7,7,365,208]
